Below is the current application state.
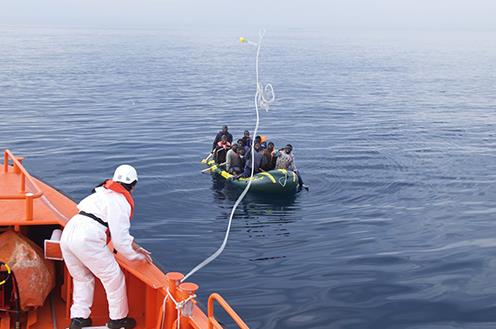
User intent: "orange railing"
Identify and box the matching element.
[208,293,249,329]
[153,272,250,329]
[1,149,43,220]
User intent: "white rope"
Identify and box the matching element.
[182,30,275,282]
[278,172,288,187]
[160,288,197,329]
[160,295,168,329]
[41,195,69,221]
[255,30,275,111]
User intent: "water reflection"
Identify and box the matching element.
[209,175,301,240]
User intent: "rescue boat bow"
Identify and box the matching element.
[0,150,249,329]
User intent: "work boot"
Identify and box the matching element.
[70,317,92,329]
[107,317,137,329]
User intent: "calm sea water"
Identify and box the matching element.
[1,26,496,328]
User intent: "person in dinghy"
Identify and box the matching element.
[60,164,152,329]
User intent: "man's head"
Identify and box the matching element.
[255,136,262,144]
[244,130,250,137]
[237,138,244,146]
[222,125,229,133]
[254,142,261,151]
[238,148,245,156]
[267,142,275,152]
[284,144,293,154]
[113,164,138,191]
[231,144,238,152]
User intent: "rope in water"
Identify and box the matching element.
[182,30,275,282]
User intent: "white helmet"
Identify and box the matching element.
[113,164,138,184]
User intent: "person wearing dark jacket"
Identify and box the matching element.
[214,135,231,163]
[212,125,233,150]
[240,142,263,177]
[241,130,252,148]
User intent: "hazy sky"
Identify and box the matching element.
[1,0,495,31]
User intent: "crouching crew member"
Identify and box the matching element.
[61,164,152,329]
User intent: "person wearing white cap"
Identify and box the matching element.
[61,164,152,329]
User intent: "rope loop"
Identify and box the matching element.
[278,172,288,187]
[257,82,275,111]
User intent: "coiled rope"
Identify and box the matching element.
[182,30,275,282]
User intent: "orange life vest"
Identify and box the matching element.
[217,140,231,150]
[102,179,135,244]
[103,179,134,218]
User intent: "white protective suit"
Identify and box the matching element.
[60,186,144,320]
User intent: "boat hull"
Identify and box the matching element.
[204,159,299,195]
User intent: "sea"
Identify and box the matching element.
[1,26,496,328]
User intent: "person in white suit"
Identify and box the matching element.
[61,164,152,329]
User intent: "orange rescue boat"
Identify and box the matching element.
[0,149,249,329]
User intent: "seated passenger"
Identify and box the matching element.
[212,125,233,151]
[261,142,276,171]
[241,130,252,148]
[275,144,306,190]
[275,144,295,170]
[226,144,243,174]
[254,135,267,150]
[236,138,248,155]
[238,147,246,170]
[240,142,263,178]
[214,135,231,164]
[217,135,231,150]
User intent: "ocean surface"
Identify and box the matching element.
[1,26,496,328]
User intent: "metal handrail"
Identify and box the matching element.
[1,149,43,220]
[208,293,249,329]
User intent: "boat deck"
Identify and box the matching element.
[0,175,74,224]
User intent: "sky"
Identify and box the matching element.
[1,0,495,31]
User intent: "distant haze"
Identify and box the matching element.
[1,0,495,31]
